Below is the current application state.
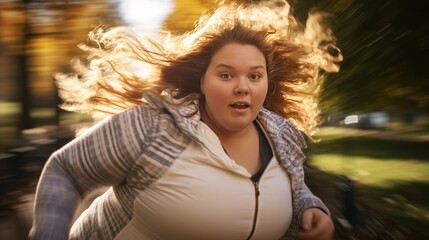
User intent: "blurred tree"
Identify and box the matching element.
[0,1,32,129]
[163,0,215,33]
[163,0,429,117]
[301,0,429,115]
[3,0,428,131]
[0,0,123,130]
[166,0,429,118]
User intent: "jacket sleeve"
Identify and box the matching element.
[281,120,331,229]
[29,106,159,240]
[294,166,331,226]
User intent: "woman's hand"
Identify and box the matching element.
[297,208,334,240]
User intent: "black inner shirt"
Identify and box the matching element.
[250,121,273,182]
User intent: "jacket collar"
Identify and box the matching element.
[257,108,307,168]
[143,92,307,168]
[143,92,202,144]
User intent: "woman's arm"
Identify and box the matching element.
[296,180,331,221]
[30,106,159,240]
[294,165,334,240]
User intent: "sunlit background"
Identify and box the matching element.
[119,0,174,31]
[0,0,428,239]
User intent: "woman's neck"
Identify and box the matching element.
[200,102,255,141]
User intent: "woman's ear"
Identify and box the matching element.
[200,76,205,94]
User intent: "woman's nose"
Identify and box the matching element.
[233,77,250,95]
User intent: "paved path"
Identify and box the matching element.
[0,187,105,240]
[0,194,33,239]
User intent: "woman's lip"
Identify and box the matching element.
[229,103,250,111]
[230,105,249,109]
[230,101,250,107]
[229,105,250,109]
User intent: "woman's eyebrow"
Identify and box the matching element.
[215,64,234,69]
[250,65,265,70]
[214,64,265,70]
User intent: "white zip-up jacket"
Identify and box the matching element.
[31,93,330,240]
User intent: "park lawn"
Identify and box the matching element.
[306,127,429,231]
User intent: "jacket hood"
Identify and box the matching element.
[143,91,307,168]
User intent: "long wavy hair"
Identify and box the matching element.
[56,0,337,135]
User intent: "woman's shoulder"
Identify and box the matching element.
[259,108,300,132]
[124,103,162,115]
[83,105,166,138]
[259,108,307,148]
[113,104,162,122]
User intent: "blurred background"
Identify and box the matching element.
[0,0,428,239]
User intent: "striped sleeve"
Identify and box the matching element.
[30,106,159,240]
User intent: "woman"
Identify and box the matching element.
[31,1,337,239]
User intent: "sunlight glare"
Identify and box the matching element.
[119,0,174,33]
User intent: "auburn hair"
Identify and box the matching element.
[56,1,326,135]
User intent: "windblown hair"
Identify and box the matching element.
[56,0,339,135]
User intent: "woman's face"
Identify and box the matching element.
[201,42,268,134]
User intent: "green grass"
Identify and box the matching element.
[307,127,429,230]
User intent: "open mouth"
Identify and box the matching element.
[230,103,250,109]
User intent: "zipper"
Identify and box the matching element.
[247,180,260,240]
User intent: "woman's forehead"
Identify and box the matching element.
[209,43,266,67]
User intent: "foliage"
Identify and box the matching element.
[164,0,429,114]
[163,0,215,33]
[293,0,429,114]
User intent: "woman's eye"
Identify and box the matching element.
[250,74,261,80]
[220,73,232,79]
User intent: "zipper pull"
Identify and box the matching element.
[254,181,260,197]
